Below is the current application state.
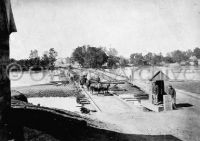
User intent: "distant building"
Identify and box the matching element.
[198,59,200,65]
[180,61,187,66]
[72,61,81,68]
[189,56,198,66]
[189,56,197,61]
[102,62,108,69]
[167,63,180,67]
[189,61,195,66]
[160,61,166,66]
[55,57,71,68]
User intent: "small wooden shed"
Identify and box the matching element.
[149,71,169,103]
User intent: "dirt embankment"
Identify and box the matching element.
[11,83,79,98]
[9,99,181,141]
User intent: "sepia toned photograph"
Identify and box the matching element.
[0,0,200,140]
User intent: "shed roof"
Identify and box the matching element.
[149,71,169,81]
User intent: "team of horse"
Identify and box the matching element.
[79,75,110,95]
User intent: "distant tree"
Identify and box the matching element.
[144,52,153,65]
[72,46,86,67]
[171,50,188,63]
[102,47,119,68]
[49,48,58,60]
[48,48,58,70]
[9,58,16,63]
[29,49,39,59]
[144,52,153,60]
[194,59,198,66]
[185,49,193,58]
[163,56,174,63]
[107,55,119,68]
[24,59,30,70]
[151,53,163,65]
[84,47,108,68]
[193,47,200,59]
[13,59,29,71]
[130,53,144,66]
[106,48,118,56]
[11,48,58,71]
[72,45,108,68]
[119,56,129,67]
[28,49,41,70]
[30,57,41,66]
[41,51,50,69]
[69,57,75,64]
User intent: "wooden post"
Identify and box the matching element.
[0,36,10,141]
[0,0,17,140]
[149,83,153,104]
[163,95,173,111]
[131,68,134,82]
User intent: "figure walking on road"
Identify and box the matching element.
[168,85,176,109]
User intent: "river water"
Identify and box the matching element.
[10,70,65,88]
[10,66,200,88]
[106,66,200,81]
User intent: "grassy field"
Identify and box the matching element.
[170,81,200,94]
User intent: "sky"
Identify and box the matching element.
[10,0,200,59]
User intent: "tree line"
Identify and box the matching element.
[71,45,129,68]
[130,47,200,66]
[72,46,200,68]
[10,46,200,71]
[10,48,58,71]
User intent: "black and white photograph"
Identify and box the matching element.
[0,0,200,140]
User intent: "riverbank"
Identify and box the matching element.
[11,83,79,98]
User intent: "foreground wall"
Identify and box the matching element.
[0,0,17,140]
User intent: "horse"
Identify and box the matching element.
[99,83,110,94]
[89,83,101,94]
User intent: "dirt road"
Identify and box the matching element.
[80,70,200,141]
[85,88,200,141]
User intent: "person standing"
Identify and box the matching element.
[152,82,159,105]
[168,85,176,109]
[96,76,100,83]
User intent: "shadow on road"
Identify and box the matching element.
[176,103,193,108]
